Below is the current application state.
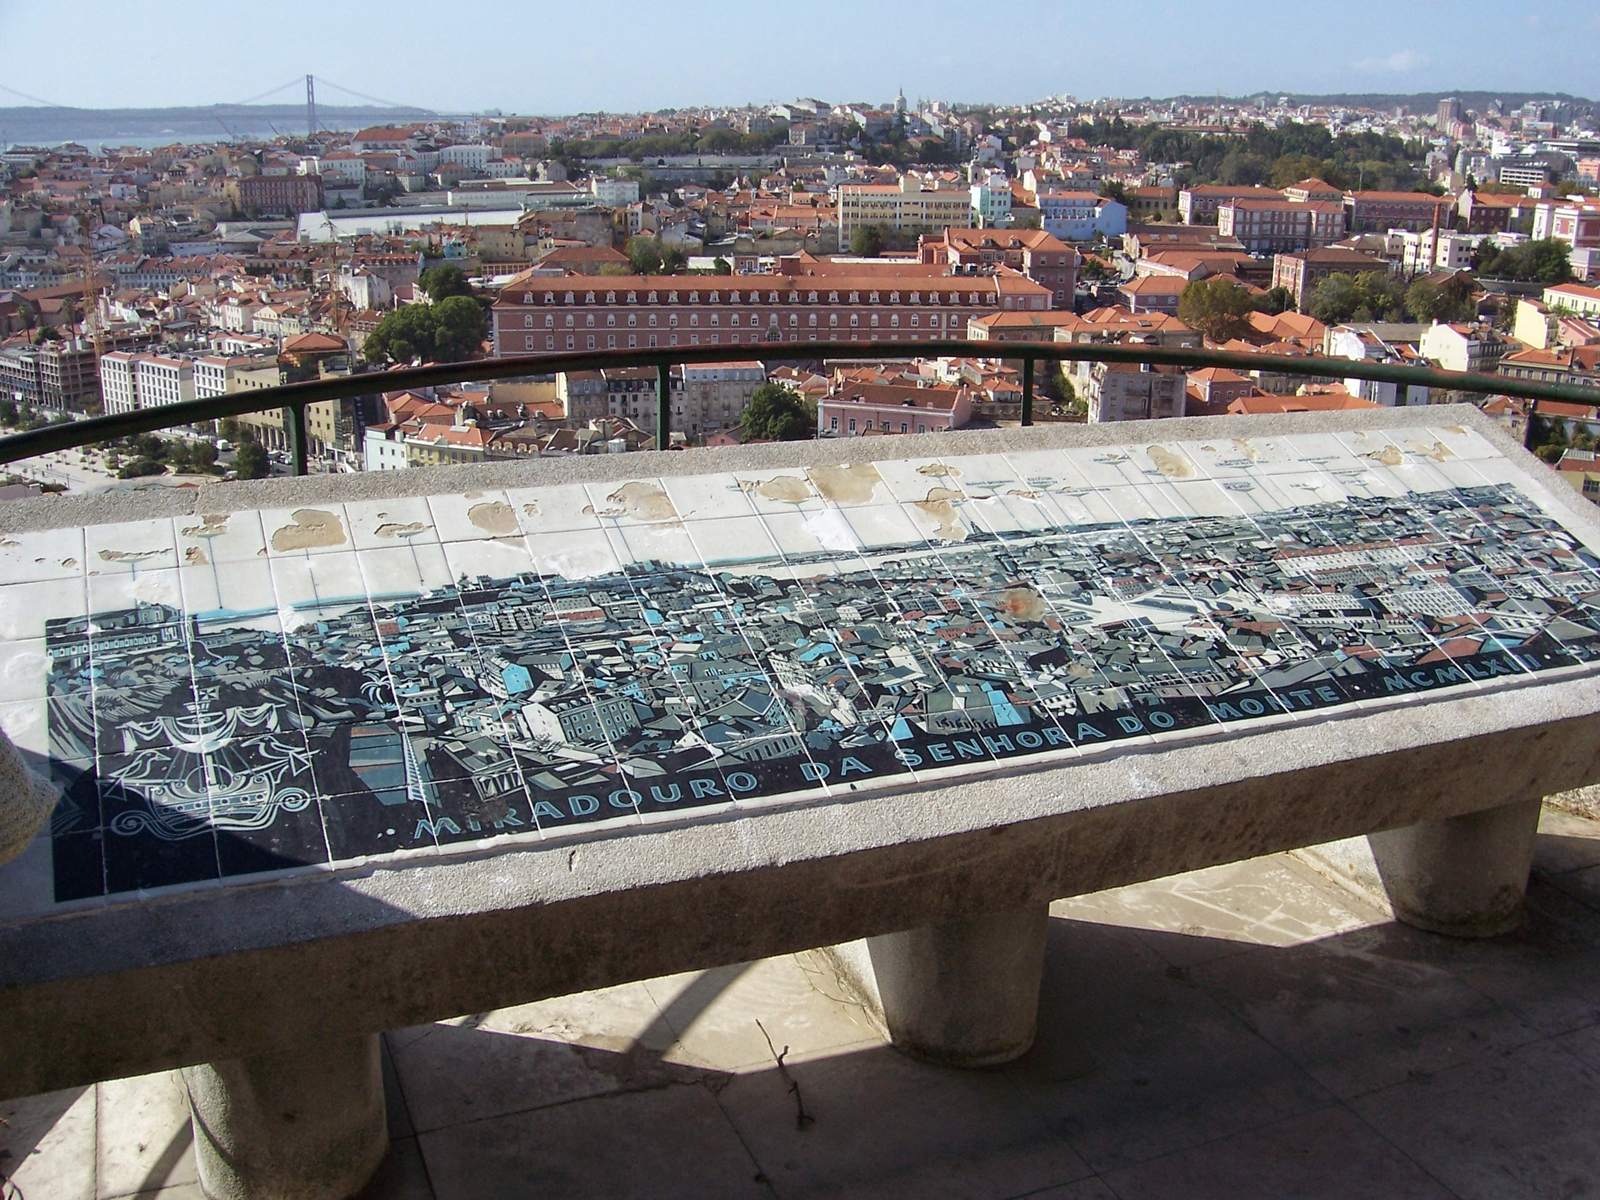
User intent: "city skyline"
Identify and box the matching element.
[2,0,1598,115]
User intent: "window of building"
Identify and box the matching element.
[848,418,856,433]
[871,314,879,327]
[690,314,699,327]
[566,335,575,349]
[587,335,596,349]
[607,314,616,327]
[670,314,679,327]
[628,334,637,348]
[900,422,908,433]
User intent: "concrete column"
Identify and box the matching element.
[825,903,1050,1067]
[181,1032,387,1200]
[1368,797,1543,938]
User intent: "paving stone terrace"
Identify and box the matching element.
[7,801,1600,1199]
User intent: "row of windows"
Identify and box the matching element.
[521,311,966,330]
[520,331,936,351]
[829,415,931,434]
[520,288,990,307]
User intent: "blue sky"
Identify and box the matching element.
[1,0,1596,113]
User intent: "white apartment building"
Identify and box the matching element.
[135,355,195,410]
[97,352,196,413]
[1390,229,1477,274]
[591,177,642,207]
[194,354,281,400]
[440,144,495,171]
[363,425,411,471]
[303,154,368,186]
[98,351,139,415]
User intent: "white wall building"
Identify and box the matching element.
[134,355,195,410]
[970,172,1013,228]
[591,177,642,206]
[440,144,495,171]
[98,351,139,415]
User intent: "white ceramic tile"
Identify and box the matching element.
[728,468,825,515]
[683,516,780,566]
[441,535,534,587]
[83,519,178,573]
[175,508,267,565]
[525,529,624,581]
[258,504,352,557]
[659,472,757,521]
[343,496,439,551]
[0,525,85,582]
[506,482,606,534]
[582,479,681,525]
[0,576,86,641]
[426,490,517,543]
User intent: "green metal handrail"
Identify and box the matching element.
[0,339,1585,475]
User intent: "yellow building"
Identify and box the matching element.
[837,176,974,242]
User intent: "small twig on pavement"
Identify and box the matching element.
[756,1018,814,1131]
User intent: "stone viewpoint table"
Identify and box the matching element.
[2,407,1598,1198]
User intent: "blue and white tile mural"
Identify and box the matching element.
[3,425,1597,904]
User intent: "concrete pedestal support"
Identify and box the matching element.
[1368,797,1543,938]
[824,903,1050,1067]
[181,1033,387,1200]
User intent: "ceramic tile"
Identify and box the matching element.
[0,525,85,582]
[175,508,267,566]
[505,482,604,534]
[581,478,681,526]
[8,428,1600,909]
[659,472,758,521]
[524,528,624,581]
[343,496,439,551]
[426,490,517,543]
[83,518,178,573]
[257,504,352,556]
[728,467,827,516]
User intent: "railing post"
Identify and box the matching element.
[656,363,671,451]
[1021,355,1035,427]
[287,404,309,477]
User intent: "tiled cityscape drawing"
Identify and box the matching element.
[5,425,1599,903]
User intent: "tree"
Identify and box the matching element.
[1254,286,1294,315]
[1178,276,1256,343]
[850,224,887,257]
[233,441,270,480]
[1099,180,1129,204]
[626,235,665,275]
[364,304,441,365]
[432,295,489,362]
[416,263,473,303]
[740,384,813,442]
[712,257,733,275]
[1308,271,1404,323]
[1403,276,1475,323]
[117,458,166,479]
[1476,237,1572,285]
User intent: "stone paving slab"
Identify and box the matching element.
[9,804,1600,1198]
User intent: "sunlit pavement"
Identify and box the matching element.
[9,804,1600,1199]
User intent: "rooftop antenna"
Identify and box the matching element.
[306,74,317,140]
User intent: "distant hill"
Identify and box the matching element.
[1163,91,1595,114]
[0,104,437,147]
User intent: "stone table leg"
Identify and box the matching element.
[1368,797,1543,938]
[181,1032,387,1200]
[824,903,1050,1067]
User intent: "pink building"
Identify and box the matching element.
[818,382,974,437]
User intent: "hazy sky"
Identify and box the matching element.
[1,0,1596,113]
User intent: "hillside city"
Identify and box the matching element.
[2,89,1600,505]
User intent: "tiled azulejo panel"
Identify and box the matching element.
[7,426,1600,909]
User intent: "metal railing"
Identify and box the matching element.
[0,339,1587,475]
